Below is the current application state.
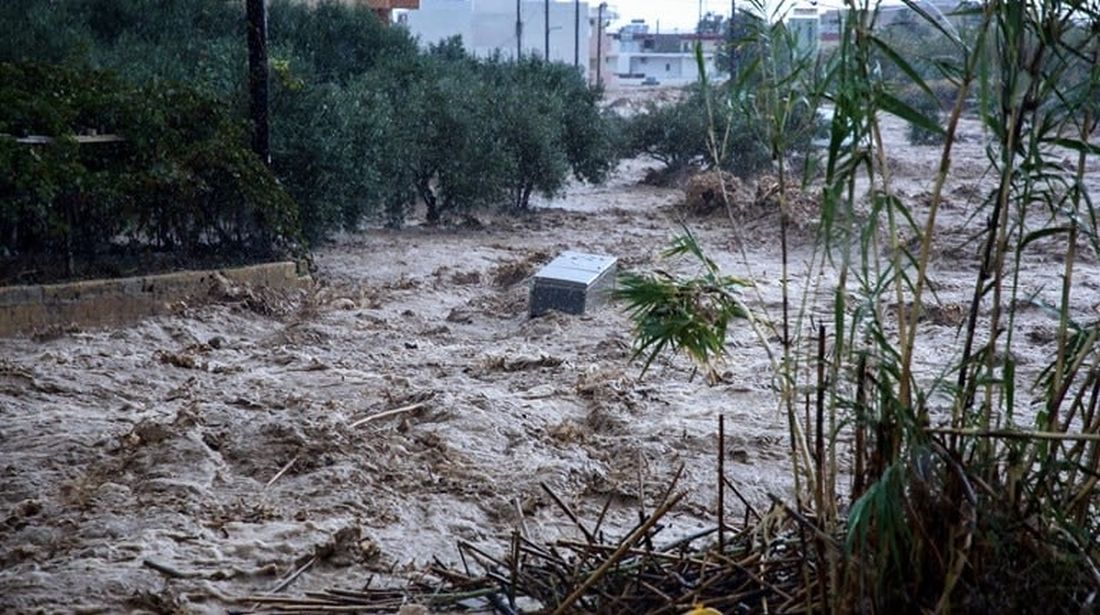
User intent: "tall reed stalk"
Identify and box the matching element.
[619,0,1100,609]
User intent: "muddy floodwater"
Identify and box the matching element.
[3,114,1100,612]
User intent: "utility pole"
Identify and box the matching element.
[573,0,579,68]
[545,0,550,60]
[516,0,523,60]
[728,0,736,76]
[246,0,269,164]
[596,2,605,88]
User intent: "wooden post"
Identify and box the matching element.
[545,0,550,60]
[596,2,605,88]
[246,0,270,164]
[728,0,736,76]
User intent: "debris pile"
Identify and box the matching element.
[237,433,831,615]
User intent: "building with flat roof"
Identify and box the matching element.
[609,22,724,87]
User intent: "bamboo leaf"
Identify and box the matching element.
[877,90,946,137]
[869,34,937,102]
[1046,137,1100,156]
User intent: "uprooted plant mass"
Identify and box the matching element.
[2,0,1100,613]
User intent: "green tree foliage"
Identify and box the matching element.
[628,7,820,182]
[626,97,709,174]
[269,73,386,239]
[0,63,298,281]
[0,0,246,95]
[370,51,617,223]
[401,53,510,224]
[0,0,620,249]
[488,58,616,211]
[696,11,726,35]
[267,0,417,85]
[625,82,810,180]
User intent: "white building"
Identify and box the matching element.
[403,0,592,79]
[610,22,724,87]
[788,7,819,56]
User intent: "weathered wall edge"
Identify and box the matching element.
[0,261,310,337]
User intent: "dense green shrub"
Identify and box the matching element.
[267,5,617,228]
[0,63,298,281]
[0,0,620,245]
[626,97,709,174]
[898,84,947,145]
[397,53,511,224]
[268,0,418,86]
[488,58,616,211]
[368,51,617,223]
[625,83,809,180]
[268,62,388,239]
[0,0,247,96]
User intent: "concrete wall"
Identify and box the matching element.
[405,0,591,77]
[616,51,719,86]
[0,262,310,337]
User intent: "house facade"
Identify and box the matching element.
[609,22,724,87]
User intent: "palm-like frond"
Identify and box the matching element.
[616,232,752,384]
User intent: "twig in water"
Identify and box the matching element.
[143,559,198,579]
[767,494,839,551]
[509,531,520,610]
[458,540,509,572]
[718,415,726,553]
[592,494,614,541]
[550,491,686,615]
[271,556,316,594]
[655,464,685,511]
[348,401,427,428]
[512,497,530,538]
[540,482,595,543]
[722,477,761,521]
[265,454,299,488]
[927,426,1100,442]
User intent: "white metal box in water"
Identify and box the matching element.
[529,251,618,317]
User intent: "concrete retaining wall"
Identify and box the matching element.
[0,261,310,337]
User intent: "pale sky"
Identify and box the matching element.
[606,0,741,33]
[605,0,870,32]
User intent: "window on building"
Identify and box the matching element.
[665,63,671,71]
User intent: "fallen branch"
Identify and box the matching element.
[272,556,316,594]
[348,401,427,428]
[550,491,686,615]
[143,559,198,579]
[265,455,300,488]
[927,426,1100,442]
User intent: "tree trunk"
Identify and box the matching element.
[519,182,534,210]
[246,0,270,164]
[418,178,440,224]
